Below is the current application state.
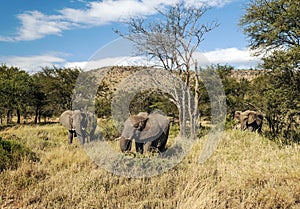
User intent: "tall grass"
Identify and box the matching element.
[0,124,299,208]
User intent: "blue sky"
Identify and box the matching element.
[0,0,261,72]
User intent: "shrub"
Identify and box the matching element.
[98,118,120,141]
[0,137,37,171]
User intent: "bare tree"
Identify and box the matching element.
[116,1,219,139]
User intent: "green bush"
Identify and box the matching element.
[98,119,120,141]
[0,137,37,171]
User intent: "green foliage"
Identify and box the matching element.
[209,65,252,114]
[98,118,120,141]
[95,81,113,118]
[250,70,300,142]
[240,0,300,52]
[0,137,37,171]
[33,67,80,121]
[0,65,33,123]
[240,0,300,143]
[129,90,178,117]
[0,65,80,124]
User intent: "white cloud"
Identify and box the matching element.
[200,48,261,69]
[64,61,88,69]
[184,0,235,8]
[0,0,235,42]
[1,53,68,72]
[61,0,162,25]
[1,47,260,72]
[65,57,130,70]
[67,47,262,70]
[14,11,77,41]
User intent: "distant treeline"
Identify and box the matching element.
[0,64,299,142]
[0,65,80,124]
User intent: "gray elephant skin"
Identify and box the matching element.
[59,110,97,144]
[234,110,263,133]
[119,112,170,154]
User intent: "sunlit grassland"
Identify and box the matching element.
[0,123,299,208]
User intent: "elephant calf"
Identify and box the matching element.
[119,112,170,154]
[234,110,263,133]
[59,110,97,145]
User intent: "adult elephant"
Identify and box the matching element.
[119,112,170,154]
[234,110,263,133]
[59,110,97,144]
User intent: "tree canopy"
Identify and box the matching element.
[240,0,300,142]
[0,65,80,124]
[240,0,300,53]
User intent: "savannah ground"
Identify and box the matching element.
[0,123,299,209]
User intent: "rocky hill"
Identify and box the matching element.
[99,66,264,85]
[230,69,265,81]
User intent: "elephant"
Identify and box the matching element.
[59,110,97,145]
[234,110,263,133]
[119,111,170,154]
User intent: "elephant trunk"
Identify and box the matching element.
[241,124,247,131]
[68,130,75,144]
[75,126,86,145]
[119,136,132,152]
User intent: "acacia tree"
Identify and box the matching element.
[0,65,32,124]
[240,0,300,141]
[32,67,80,123]
[240,0,299,52]
[116,1,219,138]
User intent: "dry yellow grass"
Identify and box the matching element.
[0,124,299,208]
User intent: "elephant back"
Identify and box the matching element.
[59,110,73,130]
[138,113,169,142]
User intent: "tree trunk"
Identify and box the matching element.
[34,106,39,124]
[6,110,12,124]
[17,109,21,124]
[187,86,194,139]
[179,97,187,138]
[191,61,200,139]
[38,112,41,123]
[178,64,200,140]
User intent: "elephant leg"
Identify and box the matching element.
[135,142,144,154]
[80,135,85,145]
[157,135,167,152]
[143,141,153,154]
[89,129,96,142]
[247,125,254,132]
[68,130,74,144]
[157,126,170,152]
[252,123,261,133]
[257,125,262,133]
[76,133,83,145]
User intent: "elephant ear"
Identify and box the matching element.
[256,113,264,125]
[137,113,168,142]
[247,112,257,124]
[59,110,73,130]
[129,115,148,131]
[137,112,149,118]
[234,111,242,121]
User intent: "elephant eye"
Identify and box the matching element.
[133,124,139,128]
